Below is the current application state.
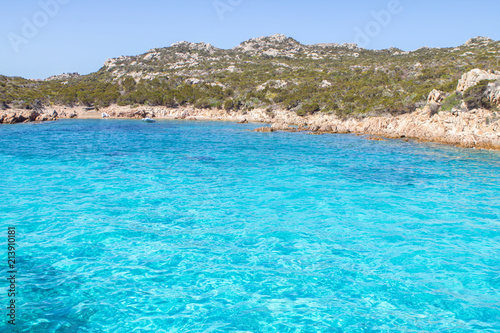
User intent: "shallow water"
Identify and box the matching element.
[0,119,499,332]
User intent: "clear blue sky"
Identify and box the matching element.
[1,0,499,79]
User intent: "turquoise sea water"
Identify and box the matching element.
[0,119,499,332]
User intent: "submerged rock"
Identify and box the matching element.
[367,136,386,141]
[253,127,274,133]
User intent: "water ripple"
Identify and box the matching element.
[0,120,499,332]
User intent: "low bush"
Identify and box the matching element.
[297,102,320,116]
[463,80,492,110]
[441,92,463,111]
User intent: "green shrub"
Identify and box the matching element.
[121,76,136,92]
[323,102,339,114]
[194,98,211,109]
[162,94,176,107]
[296,108,307,117]
[209,99,222,109]
[463,80,492,110]
[297,102,320,116]
[283,97,300,110]
[437,79,459,93]
[117,95,133,106]
[441,92,462,111]
[223,99,234,110]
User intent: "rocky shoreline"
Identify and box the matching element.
[1,102,499,151]
[2,68,500,150]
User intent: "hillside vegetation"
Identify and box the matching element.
[1,35,500,117]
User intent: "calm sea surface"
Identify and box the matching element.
[0,119,499,332]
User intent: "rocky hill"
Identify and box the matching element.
[1,34,499,118]
[99,34,364,81]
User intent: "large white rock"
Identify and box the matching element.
[457,69,500,92]
[428,89,444,104]
[170,41,218,53]
[320,80,332,88]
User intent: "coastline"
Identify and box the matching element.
[1,104,499,151]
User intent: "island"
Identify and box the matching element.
[1,34,499,149]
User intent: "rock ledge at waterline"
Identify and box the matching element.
[1,102,499,150]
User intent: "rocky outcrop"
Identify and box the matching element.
[456,69,500,108]
[464,36,494,46]
[485,81,500,107]
[314,43,359,50]
[105,104,497,150]
[252,107,500,150]
[457,69,500,92]
[233,34,303,58]
[0,109,61,124]
[0,110,41,124]
[243,107,500,150]
[320,80,332,88]
[428,89,445,104]
[44,72,80,82]
[170,41,219,54]
[426,89,445,117]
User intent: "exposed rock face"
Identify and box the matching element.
[321,80,332,88]
[233,34,303,58]
[423,103,441,117]
[428,89,445,104]
[258,107,500,150]
[170,41,219,54]
[256,80,288,91]
[423,90,445,117]
[271,122,293,131]
[314,43,359,50]
[486,81,500,106]
[0,110,53,124]
[45,72,80,81]
[36,112,57,122]
[103,56,129,69]
[186,78,202,85]
[464,36,494,46]
[457,69,500,92]
[177,111,189,120]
